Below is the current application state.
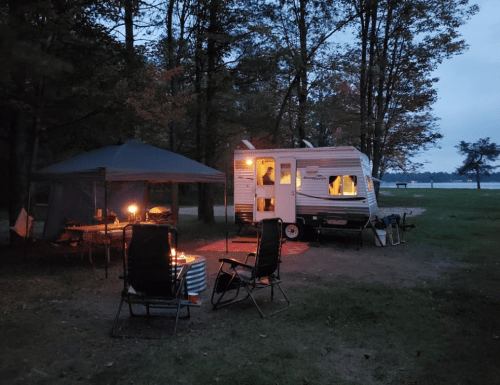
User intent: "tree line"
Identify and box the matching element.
[381,172,500,184]
[1,0,479,230]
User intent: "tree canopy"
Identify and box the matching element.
[1,0,480,234]
[456,138,500,189]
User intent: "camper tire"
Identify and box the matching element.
[284,222,304,241]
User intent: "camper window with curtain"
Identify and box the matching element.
[366,176,373,191]
[329,175,357,196]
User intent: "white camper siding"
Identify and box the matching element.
[360,153,378,216]
[296,167,371,217]
[234,146,378,226]
[295,149,372,218]
[234,170,254,205]
[234,164,254,222]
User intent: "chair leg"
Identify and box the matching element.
[243,281,292,318]
[211,271,242,309]
[242,284,266,318]
[173,301,182,335]
[110,296,125,337]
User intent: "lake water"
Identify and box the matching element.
[380,182,500,190]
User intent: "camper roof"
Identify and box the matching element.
[234,146,361,155]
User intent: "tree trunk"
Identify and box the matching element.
[124,0,134,68]
[475,166,481,189]
[194,1,206,221]
[366,0,377,166]
[359,4,368,155]
[297,0,308,147]
[8,0,32,247]
[203,0,220,224]
[372,0,392,179]
[166,0,180,224]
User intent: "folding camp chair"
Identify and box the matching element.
[211,218,291,318]
[111,223,200,338]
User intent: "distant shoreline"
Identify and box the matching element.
[380,182,500,190]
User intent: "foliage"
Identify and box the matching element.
[257,0,353,147]
[123,65,193,144]
[350,0,478,177]
[455,137,500,189]
[1,0,483,235]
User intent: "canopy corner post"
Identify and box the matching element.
[104,176,108,279]
[224,180,228,254]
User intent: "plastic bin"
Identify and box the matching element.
[375,230,386,246]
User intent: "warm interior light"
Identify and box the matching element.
[128,204,138,214]
[246,159,253,166]
[172,253,195,265]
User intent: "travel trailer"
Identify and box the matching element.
[233,142,378,240]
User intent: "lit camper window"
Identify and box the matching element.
[280,163,291,184]
[366,176,373,191]
[256,158,275,212]
[329,175,358,196]
[257,158,275,186]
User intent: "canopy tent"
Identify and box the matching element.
[31,140,226,183]
[30,141,227,242]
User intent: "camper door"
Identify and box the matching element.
[275,157,296,223]
[255,158,276,221]
[254,157,296,223]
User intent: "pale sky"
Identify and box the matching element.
[413,0,500,173]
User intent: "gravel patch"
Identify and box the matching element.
[376,207,426,217]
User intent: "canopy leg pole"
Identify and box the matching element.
[24,182,33,260]
[224,181,228,254]
[104,181,108,278]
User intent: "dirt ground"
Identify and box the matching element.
[0,211,461,384]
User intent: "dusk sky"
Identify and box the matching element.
[412,0,500,173]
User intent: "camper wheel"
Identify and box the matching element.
[284,222,304,241]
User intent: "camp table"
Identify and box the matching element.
[64,222,134,265]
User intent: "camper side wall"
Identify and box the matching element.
[233,158,254,225]
[294,155,375,228]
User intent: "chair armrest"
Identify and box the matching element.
[244,253,256,264]
[174,264,192,297]
[218,258,253,270]
[176,263,191,281]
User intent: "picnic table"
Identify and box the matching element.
[396,183,407,188]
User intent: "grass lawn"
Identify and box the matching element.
[0,188,499,384]
[122,188,500,384]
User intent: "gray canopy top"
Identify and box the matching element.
[31,141,226,184]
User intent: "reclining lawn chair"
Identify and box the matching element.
[211,218,291,318]
[111,223,200,338]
